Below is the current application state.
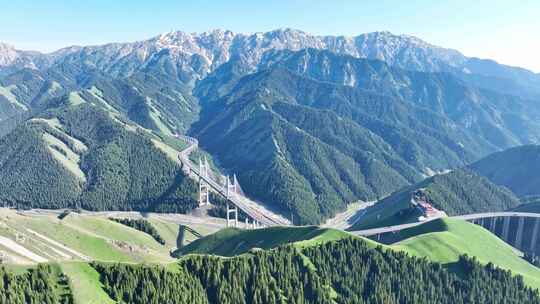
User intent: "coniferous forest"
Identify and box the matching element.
[0,264,72,304]
[92,238,540,304]
[110,218,166,244]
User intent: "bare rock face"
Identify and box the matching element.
[0,29,468,81]
[0,43,52,72]
[0,43,19,66]
[3,28,538,92]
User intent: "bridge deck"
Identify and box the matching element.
[351,212,540,236]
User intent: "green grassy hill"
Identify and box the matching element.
[0,209,175,264]
[3,218,540,302]
[392,218,540,290]
[0,208,222,303]
[176,225,365,256]
[178,220,540,291]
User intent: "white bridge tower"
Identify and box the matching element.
[198,157,210,207]
[226,175,239,227]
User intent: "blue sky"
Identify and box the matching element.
[1,0,539,72]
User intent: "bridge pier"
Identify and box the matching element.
[502,216,511,242]
[226,175,236,198]
[515,217,525,248]
[199,182,210,206]
[531,218,540,252]
[489,217,497,233]
[198,158,211,207]
[226,203,238,228]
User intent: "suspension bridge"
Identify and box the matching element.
[177,135,291,228]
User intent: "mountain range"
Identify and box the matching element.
[1,28,540,224]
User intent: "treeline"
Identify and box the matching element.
[0,264,73,304]
[91,263,207,303]
[93,237,540,303]
[110,218,165,245]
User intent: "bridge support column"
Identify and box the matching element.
[235,206,238,227]
[531,218,540,252]
[226,203,238,228]
[226,203,230,227]
[198,158,210,207]
[226,175,236,198]
[502,217,511,242]
[199,182,210,206]
[489,217,497,233]
[515,217,525,249]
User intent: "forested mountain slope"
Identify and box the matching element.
[194,68,431,224]
[256,49,540,149]
[470,145,540,199]
[192,49,537,224]
[93,238,540,303]
[0,63,200,139]
[351,169,520,230]
[0,101,198,212]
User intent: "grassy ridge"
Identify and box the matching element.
[392,218,540,289]
[178,220,540,291]
[176,226,362,256]
[4,218,540,303]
